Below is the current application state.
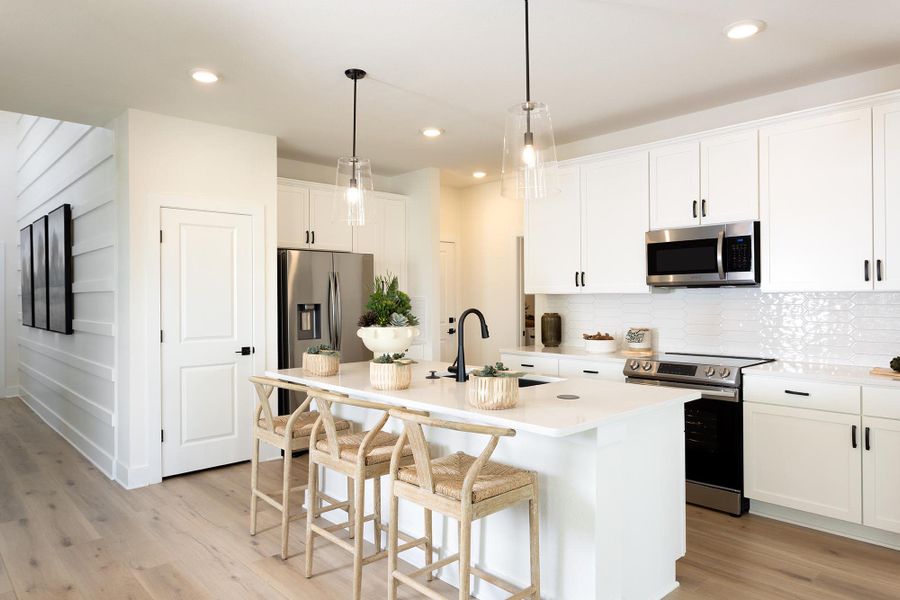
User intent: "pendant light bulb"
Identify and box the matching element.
[334,69,374,226]
[501,0,558,200]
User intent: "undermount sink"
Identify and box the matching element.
[441,373,553,388]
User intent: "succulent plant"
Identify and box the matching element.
[371,352,415,365]
[306,344,338,356]
[892,356,900,373]
[472,362,524,378]
[359,274,418,327]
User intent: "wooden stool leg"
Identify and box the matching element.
[387,492,400,600]
[529,484,541,599]
[458,516,472,600]
[305,458,318,578]
[373,476,383,554]
[424,508,433,581]
[352,472,365,600]
[347,477,355,539]
[249,436,260,535]
[280,449,293,560]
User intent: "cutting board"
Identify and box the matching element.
[870,367,900,380]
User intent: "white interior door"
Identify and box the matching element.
[439,241,458,363]
[161,208,254,477]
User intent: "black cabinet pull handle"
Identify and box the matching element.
[305,230,309,244]
[692,200,698,218]
[520,363,534,368]
[784,390,810,397]
[876,259,883,282]
[701,199,707,217]
[852,425,858,449]
[865,260,870,282]
[583,369,599,374]
[580,271,585,287]
[575,271,580,287]
[865,426,871,451]
[311,231,316,244]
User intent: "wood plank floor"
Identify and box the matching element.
[2,397,899,600]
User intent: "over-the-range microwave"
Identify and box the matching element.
[645,221,760,287]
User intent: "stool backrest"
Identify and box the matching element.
[307,389,396,463]
[387,409,516,504]
[249,376,315,435]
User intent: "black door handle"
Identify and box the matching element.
[784,390,810,397]
[852,425,858,449]
[692,200,698,218]
[701,199,707,218]
[575,271,580,287]
[583,369,599,374]
[580,271,585,287]
[235,346,254,356]
[520,363,534,368]
[311,231,315,244]
[448,328,456,335]
[865,260,870,282]
[865,426,871,451]
[305,230,309,244]
[876,260,883,282]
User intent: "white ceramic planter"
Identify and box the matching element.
[357,326,420,355]
[585,339,617,354]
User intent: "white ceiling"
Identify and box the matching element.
[3,0,900,187]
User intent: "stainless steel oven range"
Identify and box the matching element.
[624,353,774,516]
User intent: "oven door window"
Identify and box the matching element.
[684,397,742,491]
[647,238,719,276]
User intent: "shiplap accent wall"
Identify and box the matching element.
[15,115,117,477]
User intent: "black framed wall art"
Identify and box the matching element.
[20,225,34,327]
[32,215,49,330]
[47,204,73,334]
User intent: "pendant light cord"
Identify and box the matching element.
[524,0,531,103]
[352,77,358,158]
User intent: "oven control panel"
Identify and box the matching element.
[624,359,740,387]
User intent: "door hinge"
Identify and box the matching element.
[161,429,165,443]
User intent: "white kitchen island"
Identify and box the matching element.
[265,361,698,600]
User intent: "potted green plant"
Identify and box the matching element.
[467,362,525,410]
[892,356,900,373]
[369,352,416,391]
[302,344,340,377]
[357,274,420,355]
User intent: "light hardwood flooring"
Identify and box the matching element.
[1,397,899,600]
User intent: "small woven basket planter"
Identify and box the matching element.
[370,362,412,391]
[303,352,339,377]
[467,375,519,410]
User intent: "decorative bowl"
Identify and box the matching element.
[585,338,617,354]
[357,326,420,355]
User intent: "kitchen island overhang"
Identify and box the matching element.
[265,361,698,600]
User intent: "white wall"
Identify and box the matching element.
[0,112,19,397]
[115,109,277,487]
[278,156,393,190]
[14,115,119,475]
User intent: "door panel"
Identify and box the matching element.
[524,165,581,294]
[277,184,309,248]
[700,130,759,225]
[161,208,253,476]
[874,102,900,291]
[650,141,700,229]
[333,252,374,362]
[309,188,353,251]
[863,416,900,533]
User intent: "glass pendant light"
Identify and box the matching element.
[334,68,374,226]
[501,0,558,201]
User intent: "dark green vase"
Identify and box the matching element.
[541,313,561,347]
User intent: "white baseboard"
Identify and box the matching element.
[750,500,900,551]
[116,461,159,490]
[18,386,116,479]
[2,385,19,399]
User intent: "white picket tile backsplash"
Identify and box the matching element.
[537,289,900,367]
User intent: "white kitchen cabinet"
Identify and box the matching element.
[873,101,900,291]
[499,353,559,376]
[524,164,582,294]
[558,358,624,382]
[759,108,873,292]
[744,401,862,523]
[308,188,354,252]
[580,152,650,293]
[650,141,700,229]
[862,416,900,534]
[700,130,759,225]
[277,183,310,247]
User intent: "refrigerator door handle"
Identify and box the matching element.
[334,271,343,351]
[327,272,336,348]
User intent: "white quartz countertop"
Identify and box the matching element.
[745,360,900,388]
[500,345,632,363]
[265,360,698,438]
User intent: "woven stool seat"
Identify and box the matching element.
[262,411,350,438]
[398,451,533,503]
[315,430,413,465]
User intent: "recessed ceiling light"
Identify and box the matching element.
[472,171,486,179]
[190,68,220,83]
[724,19,766,40]
[421,127,444,138]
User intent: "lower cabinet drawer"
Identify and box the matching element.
[863,386,900,420]
[558,358,625,382]
[499,354,559,376]
[744,375,860,414]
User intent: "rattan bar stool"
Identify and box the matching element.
[304,389,432,600]
[248,376,352,559]
[387,409,540,600]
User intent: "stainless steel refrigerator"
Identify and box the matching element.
[277,249,373,412]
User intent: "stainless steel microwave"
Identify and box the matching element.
[646,221,760,287]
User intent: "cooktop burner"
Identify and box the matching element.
[622,352,774,388]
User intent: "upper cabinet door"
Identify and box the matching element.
[353,193,384,257]
[650,141,700,229]
[308,188,354,252]
[874,102,900,291]
[580,152,650,294]
[524,164,582,294]
[760,108,873,292]
[277,183,310,248]
[700,130,759,225]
